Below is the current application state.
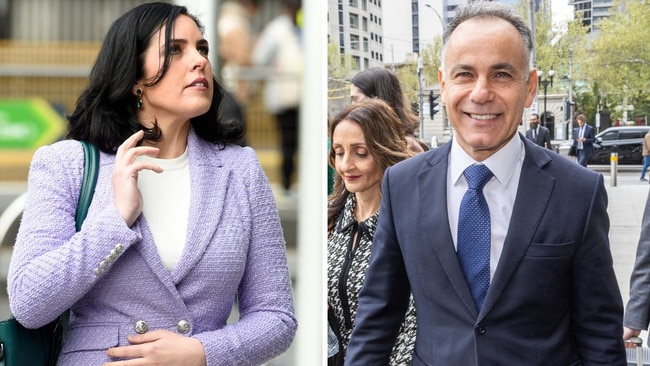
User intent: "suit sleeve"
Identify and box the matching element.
[344,166,413,366]
[625,190,650,330]
[572,174,626,363]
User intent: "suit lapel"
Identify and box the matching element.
[418,144,479,317]
[170,130,227,283]
[479,139,554,318]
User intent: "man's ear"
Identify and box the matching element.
[524,69,538,107]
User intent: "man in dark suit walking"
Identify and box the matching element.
[344,2,626,365]
[525,113,551,149]
[572,114,595,167]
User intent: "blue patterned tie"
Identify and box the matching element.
[457,164,493,311]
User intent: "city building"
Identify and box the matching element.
[568,0,615,32]
[327,0,385,71]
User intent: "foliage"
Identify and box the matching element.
[521,1,589,107]
[393,38,443,105]
[327,42,355,101]
[584,0,650,96]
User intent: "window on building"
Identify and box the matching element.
[364,58,369,70]
[362,16,368,31]
[352,56,360,70]
[350,34,359,50]
[350,13,359,29]
[363,37,368,51]
[349,0,358,7]
[362,0,367,10]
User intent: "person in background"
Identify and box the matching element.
[571,114,595,167]
[217,0,258,106]
[525,113,551,149]
[345,2,626,364]
[7,3,296,364]
[252,0,302,195]
[624,192,650,347]
[640,129,650,181]
[350,67,428,155]
[327,99,416,365]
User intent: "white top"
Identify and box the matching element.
[448,134,524,279]
[135,148,191,271]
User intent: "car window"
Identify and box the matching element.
[599,131,619,141]
[620,131,646,139]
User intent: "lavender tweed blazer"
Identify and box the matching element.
[7,128,297,365]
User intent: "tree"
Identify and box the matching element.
[393,39,443,108]
[583,0,650,120]
[327,42,355,107]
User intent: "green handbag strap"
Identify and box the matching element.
[75,141,99,232]
[0,141,100,366]
[55,141,99,361]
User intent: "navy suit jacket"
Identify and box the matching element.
[345,134,626,365]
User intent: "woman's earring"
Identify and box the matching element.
[136,89,143,109]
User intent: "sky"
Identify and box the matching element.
[552,2,574,27]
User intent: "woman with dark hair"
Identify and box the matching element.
[350,67,428,154]
[7,3,296,365]
[327,99,417,365]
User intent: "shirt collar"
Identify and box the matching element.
[450,133,524,187]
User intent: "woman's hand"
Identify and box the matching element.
[112,130,163,227]
[104,329,206,366]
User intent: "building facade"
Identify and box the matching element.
[568,0,614,32]
[327,0,385,71]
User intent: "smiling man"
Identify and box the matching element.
[344,2,626,365]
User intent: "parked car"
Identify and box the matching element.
[590,126,650,164]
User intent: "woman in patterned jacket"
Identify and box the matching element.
[327,99,416,365]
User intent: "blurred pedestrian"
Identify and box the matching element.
[345,2,625,364]
[641,129,650,181]
[7,3,296,364]
[571,114,595,167]
[252,0,302,194]
[217,0,257,105]
[350,67,428,155]
[525,113,551,149]
[327,99,416,365]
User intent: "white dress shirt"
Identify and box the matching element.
[448,134,525,279]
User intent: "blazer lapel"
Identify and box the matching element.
[418,144,479,317]
[479,139,555,318]
[171,130,228,283]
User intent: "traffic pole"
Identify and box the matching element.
[610,152,618,187]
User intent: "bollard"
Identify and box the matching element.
[630,336,643,366]
[610,152,618,187]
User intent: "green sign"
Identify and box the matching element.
[0,99,67,149]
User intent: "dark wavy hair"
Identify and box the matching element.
[350,67,419,136]
[327,99,414,232]
[67,2,243,153]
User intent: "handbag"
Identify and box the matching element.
[0,141,99,366]
[569,144,576,156]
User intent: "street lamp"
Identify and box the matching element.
[537,67,555,131]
